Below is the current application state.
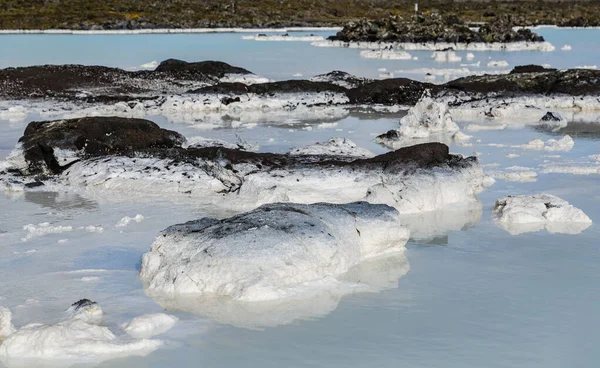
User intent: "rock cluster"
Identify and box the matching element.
[329,14,544,43]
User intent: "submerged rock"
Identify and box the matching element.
[140,202,410,301]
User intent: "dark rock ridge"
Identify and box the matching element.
[11,117,472,178]
[2,62,600,107]
[444,68,600,96]
[0,59,252,100]
[329,14,544,43]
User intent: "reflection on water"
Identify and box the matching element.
[22,191,98,212]
[146,252,409,330]
[400,201,483,244]
[539,122,600,139]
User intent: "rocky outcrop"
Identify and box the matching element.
[329,14,544,44]
[347,78,436,105]
[0,59,253,100]
[140,201,410,301]
[15,117,184,175]
[3,117,483,214]
[444,68,600,96]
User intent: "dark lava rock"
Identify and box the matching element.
[510,65,558,74]
[347,78,436,105]
[443,69,600,96]
[154,59,251,77]
[190,80,347,95]
[14,116,470,180]
[69,299,97,312]
[540,111,563,122]
[309,71,374,88]
[0,59,252,100]
[330,13,543,44]
[19,117,184,175]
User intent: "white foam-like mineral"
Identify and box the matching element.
[360,49,412,60]
[288,137,375,158]
[121,313,178,339]
[0,301,162,364]
[140,202,410,301]
[432,50,462,63]
[493,194,592,235]
[515,135,574,152]
[376,92,461,148]
[312,40,556,52]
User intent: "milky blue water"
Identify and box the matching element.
[0,28,599,368]
[0,28,598,80]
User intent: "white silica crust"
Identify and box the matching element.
[514,135,575,152]
[0,303,162,363]
[2,140,484,214]
[140,202,410,301]
[448,95,600,126]
[376,92,461,148]
[241,34,324,41]
[312,40,556,52]
[432,50,462,63]
[360,50,412,60]
[148,252,409,329]
[288,137,375,158]
[0,308,15,342]
[39,92,350,126]
[121,313,178,339]
[493,194,592,235]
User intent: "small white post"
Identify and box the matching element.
[415,3,418,17]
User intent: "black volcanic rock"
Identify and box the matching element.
[347,78,436,105]
[510,65,558,74]
[0,59,253,100]
[18,117,184,174]
[329,14,544,44]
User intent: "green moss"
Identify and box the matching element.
[0,0,600,29]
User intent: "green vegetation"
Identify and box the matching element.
[1,0,599,29]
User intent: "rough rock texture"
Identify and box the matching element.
[0,59,252,100]
[16,117,185,175]
[443,68,600,96]
[9,116,472,178]
[3,59,600,107]
[510,65,557,74]
[309,71,374,89]
[329,14,544,43]
[347,78,436,105]
[140,201,409,300]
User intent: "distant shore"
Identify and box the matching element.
[1,0,600,31]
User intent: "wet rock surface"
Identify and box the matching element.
[329,14,544,43]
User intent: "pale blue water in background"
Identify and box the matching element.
[0,28,599,368]
[0,28,598,79]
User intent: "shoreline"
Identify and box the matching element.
[1,25,600,36]
[0,27,342,35]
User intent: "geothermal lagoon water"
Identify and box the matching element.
[0,28,599,367]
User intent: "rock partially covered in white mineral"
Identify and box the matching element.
[493,194,592,235]
[140,202,410,301]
